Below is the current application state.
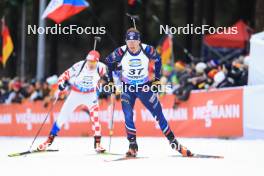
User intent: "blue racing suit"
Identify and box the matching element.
[105,43,175,141]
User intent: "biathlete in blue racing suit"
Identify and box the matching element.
[105,28,193,157]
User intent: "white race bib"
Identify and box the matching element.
[121,47,149,85]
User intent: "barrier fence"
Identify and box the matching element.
[0,87,246,137]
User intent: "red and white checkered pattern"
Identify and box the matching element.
[89,104,101,136]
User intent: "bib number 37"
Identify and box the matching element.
[128,68,144,75]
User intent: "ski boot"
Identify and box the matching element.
[126,138,138,157]
[94,136,106,153]
[170,138,193,157]
[37,134,55,151]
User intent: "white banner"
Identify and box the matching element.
[248,31,264,85]
[244,85,264,132]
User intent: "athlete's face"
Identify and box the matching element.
[87,60,97,70]
[126,40,140,53]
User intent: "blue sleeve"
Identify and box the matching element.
[145,45,162,80]
[105,47,124,82]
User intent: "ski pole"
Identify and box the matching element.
[28,94,59,152]
[108,93,116,152]
[93,36,101,50]
[126,13,140,29]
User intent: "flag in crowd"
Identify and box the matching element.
[1,18,14,67]
[157,34,173,65]
[42,0,89,23]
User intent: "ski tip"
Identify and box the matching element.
[104,156,148,162]
[100,152,123,156]
[8,149,59,157]
[170,154,224,159]
[192,153,224,159]
[87,151,123,156]
[8,153,21,157]
[45,149,59,152]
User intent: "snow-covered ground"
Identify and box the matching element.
[1,137,263,176]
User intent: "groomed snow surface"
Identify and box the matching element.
[1,137,263,176]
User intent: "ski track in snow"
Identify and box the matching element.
[1,137,263,176]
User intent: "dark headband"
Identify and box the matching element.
[126,31,140,41]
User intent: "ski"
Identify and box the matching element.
[87,151,123,156]
[104,156,148,162]
[8,149,59,157]
[192,153,224,159]
[99,151,123,156]
[170,153,224,159]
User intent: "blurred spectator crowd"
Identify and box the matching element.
[0,55,249,105]
[0,76,59,105]
[159,55,249,108]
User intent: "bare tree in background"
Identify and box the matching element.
[255,0,264,32]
